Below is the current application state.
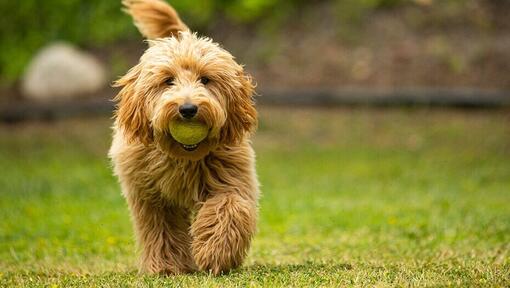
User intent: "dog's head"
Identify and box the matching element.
[114,0,257,160]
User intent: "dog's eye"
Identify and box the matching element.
[165,77,175,86]
[200,77,210,85]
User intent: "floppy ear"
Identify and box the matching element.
[122,0,188,39]
[113,64,153,145]
[221,74,258,144]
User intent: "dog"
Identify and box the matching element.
[109,0,259,275]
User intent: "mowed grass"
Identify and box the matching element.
[0,107,509,287]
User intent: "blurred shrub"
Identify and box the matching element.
[0,0,134,85]
[0,0,469,85]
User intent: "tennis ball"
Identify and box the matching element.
[169,120,209,145]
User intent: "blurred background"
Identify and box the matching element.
[1,0,510,103]
[0,0,509,286]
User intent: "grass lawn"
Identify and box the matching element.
[0,107,509,287]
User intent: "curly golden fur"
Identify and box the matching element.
[109,0,259,275]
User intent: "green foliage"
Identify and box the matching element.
[0,0,474,85]
[0,0,136,84]
[0,108,509,286]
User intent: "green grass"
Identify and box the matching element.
[0,107,509,287]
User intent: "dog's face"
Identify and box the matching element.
[114,32,257,160]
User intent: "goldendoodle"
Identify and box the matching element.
[109,0,259,275]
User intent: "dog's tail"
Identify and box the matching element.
[122,0,188,39]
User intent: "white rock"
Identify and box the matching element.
[22,42,107,101]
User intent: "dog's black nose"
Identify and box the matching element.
[179,103,198,119]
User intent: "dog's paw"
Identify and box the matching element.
[191,193,257,275]
[140,257,197,275]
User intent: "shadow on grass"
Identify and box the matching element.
[232,261,353,275]
[1,262,354,284]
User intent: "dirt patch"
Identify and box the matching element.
[213,2,510,89]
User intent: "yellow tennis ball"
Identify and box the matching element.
[169,121,209,145]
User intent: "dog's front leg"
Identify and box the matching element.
[191,192,257,275]
[126,193,196,275]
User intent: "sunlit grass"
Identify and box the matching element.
[1,107,509,286]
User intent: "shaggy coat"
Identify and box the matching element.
[109,0,259,275]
